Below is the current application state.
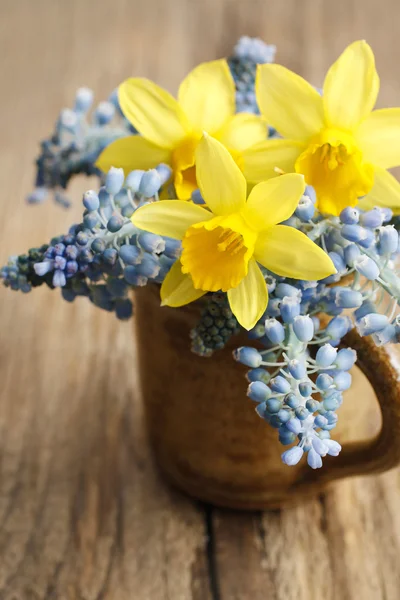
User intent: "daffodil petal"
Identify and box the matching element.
[131,200,213,239]
[160,260,206,307]
[243,173,305,231]
[216,113,267,152]
[255,64,324,140]
[227,259,268,330]
[242,138,304,182]
[323,41,379,131]
[358,166,400,214]
[356,108,400,169]
[195,134,247,215]
[254,225,336,280]
[119,78,189,148]
[178,60,235,134]
[95,135,171,175]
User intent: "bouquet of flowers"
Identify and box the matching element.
[3,37,400,471]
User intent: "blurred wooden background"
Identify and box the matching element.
[1,0,400,598]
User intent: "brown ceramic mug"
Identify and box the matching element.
[134,285,400,510]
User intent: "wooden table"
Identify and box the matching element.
[1,0,400,598]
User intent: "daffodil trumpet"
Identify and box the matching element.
[96,60,267,199]
[245,40,400,216]
[132,134,336,330]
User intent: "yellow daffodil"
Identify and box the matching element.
[245,40,400,216]
[131,134,336,330]
[96,60,267,199]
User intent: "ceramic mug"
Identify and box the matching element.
[134,285,400,510]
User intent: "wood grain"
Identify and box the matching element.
[1,0,400,598]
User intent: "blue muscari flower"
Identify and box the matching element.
[295,195,315,221]
[126,170,145,193]
[292,315,314,341]
[155,163,172,184]
[264,318,285,344]
[307,448,323,469]
[354,299,377,320]
[136,254,161,278]
[286,417,302,435]
[266,398,282,413]
[246,368,270,384]
[340,207,359,224]
[163,237,182,259]
[326,315,351,340]
[281,446,303,466]
[275,283,300,298]
[74,87,94,113]
[138,232,165,254]
[343,243,360,266]
[328,251,347,275]
[280,296,301,323]
[316,373,333,390]
[94,101,115,125]
[333,371,352,391]
[233,347,263,368]
[191,189,205,205]
[372,324,397,346]
[356,313,389,336]
[335,348,357,370]
[334,287,363,309]
[287,359,306,380]
[105,167,124,194]
[247,381,271,402]
[341,223,368,243]
[353,255,380,279]
[298,381,312,397]
[139,169,162,197]
[119,244,141,265]
[377,225,398,255]
[285,393,299,409]
[324,439,342,456]
[270,376,291,394]
[360,208,384,229]
[316,344,338,367]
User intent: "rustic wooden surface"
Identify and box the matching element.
[1,0,400,598]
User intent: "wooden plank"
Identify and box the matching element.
[1,0,400,599]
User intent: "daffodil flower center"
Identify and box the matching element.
[180,215,256,293]
[295,128,375,215]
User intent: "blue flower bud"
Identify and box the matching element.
[99,187,112,208]
[66,260,78,276]
[357,228,375,248]
[377,225,398,255]
[84,213,100,230]
[295,195,315,221]
[191,189,205,205]
[372,324,396,346]
[34,260,53,276]
[356,313,389,336]
[326,316,351,339]
[340,207,359,224]
[138,232,165,254]
[94,101,115,125]
[255,402,268,419]
[315,415,328,428]
[162,237,181,259]
[295,406,309,420]
[316,343,338,367]
[287,359,306,380]
[353,255,380,280]
[76,231,89,246]
[58,108,78,132]
[316,373,333,390]
[293,315,314,342]
[341,223,368,243]
[335,348,357,370]
[312,437,329,456]
[54,255,66,270]
[307,448,323,469]
[105,167,125,195]
[246,368,270,384]
[74,87,94,112]
[126,170,145,193]
[328,251,346,274]
[119,244,141,265]
[324,439,342,456]
[306,398,319,412]
[360,208,384,229]
[298,381,312,397]
[277,409,291,423]
[233,347,263,368]
[286,417,302,435]
[136,254,160,278]
[334,288,363,309]
[343,243,360,267]
[155,163,172,184]
[102,248,118,265]
[379,207,393,222]
[266,297,281,317]
[107,215,124,233]
[264,318,285,344]
[275,283,300,299]
[323,394,340,411]
[139,169,162,198]
[270,375,291,394]
[53,270,66,287]
[83,190,100,211]
[266,398,282,413]
[333,371,352,391]
[281,446,304,466]
[280,296,301,323]
[279,431,297,445]
[247,381,271,402]
[285,393,299,409]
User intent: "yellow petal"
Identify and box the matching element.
[323,41,379,131]
[131,200,213,239]
[255,64,324,140]
[119,78,189,148]
[195,134,247,215]
[358,166,400,214]
[242,138,304,182]
[95,135,171,175]
[227,259,268,330]
[216,113,267,152]
[254,225,336,280]
[160,260,206,307]
[178,60,235,134]
[356,108,400,169]
[243,173,305,231]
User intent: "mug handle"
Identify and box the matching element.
[293,329,400,492]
